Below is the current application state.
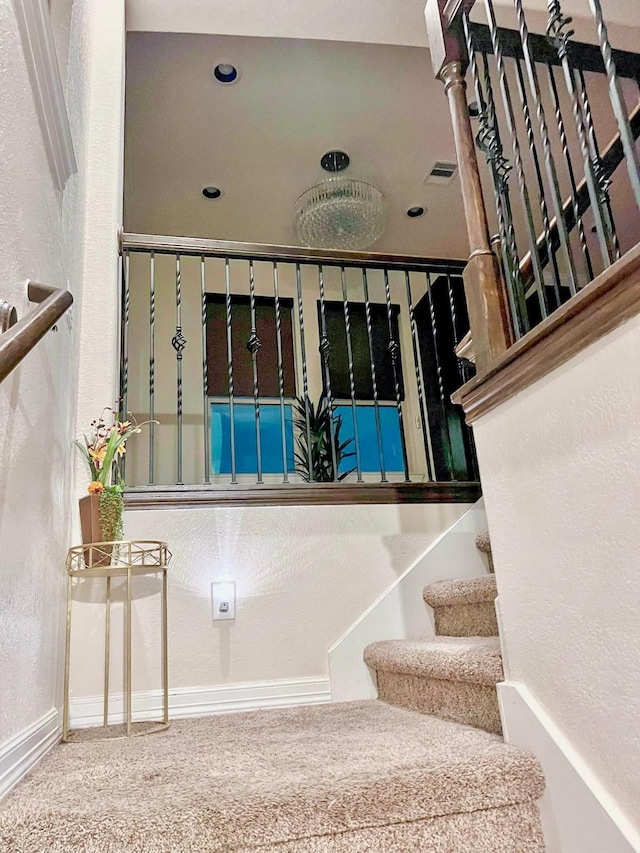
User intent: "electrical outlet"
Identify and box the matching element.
[211,581,236,621]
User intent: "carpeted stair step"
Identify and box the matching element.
[476,531,494,572]
[423,574,498,637]
[364,636,503,734]
[0,701,545,852]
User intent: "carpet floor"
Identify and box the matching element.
[0,700,545,853]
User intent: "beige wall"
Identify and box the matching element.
[474,311,640,836]
[125,256,435,486]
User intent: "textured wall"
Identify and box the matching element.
[474,312,640,836]
[68,503,470,697]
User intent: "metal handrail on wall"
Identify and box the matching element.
[0,282,73,384]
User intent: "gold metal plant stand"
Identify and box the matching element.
[63,540,172,741]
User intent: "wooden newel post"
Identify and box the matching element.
[425,0,512,373]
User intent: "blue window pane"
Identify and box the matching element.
[211,401,295,475]
[335,405,405,474]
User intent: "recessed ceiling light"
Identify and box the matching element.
[213,63,239,84]
[406,206,425,218]
[202,186,222,199]
[468,101,481,119]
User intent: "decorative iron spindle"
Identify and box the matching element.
[148,251,155,484]
[247,260,263,483]
[362,269,387,483]
[383,269,410,483]
[547,64,594,281]
[272,263,289,483]
[577,69,621,261]
[510,0,580,294]
[295,264,313,482]
[317,265,338,481]
[445,272,468,388]
[405,272,435,481]
[426,273,453,479]
[513,56,562,309]
[201,256,210,484]
[588,0,640,209]
[545,0,615,268]
[224,258,237,484]
[172,254,186,485]
[340,267,363,482]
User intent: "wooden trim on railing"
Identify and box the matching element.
[0,282,73,384]
[452,243,640,422]
[124,481,482,510]
[120,232,467,274]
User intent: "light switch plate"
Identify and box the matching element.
[211,581,236,621]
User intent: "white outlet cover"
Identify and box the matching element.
[211,581,236,621]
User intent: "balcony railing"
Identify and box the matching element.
[118,233,478,499]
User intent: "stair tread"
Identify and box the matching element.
[423,574,497,608]
[364,636,503,686]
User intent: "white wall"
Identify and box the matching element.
[67,502,471,707]
[473,311,640,840]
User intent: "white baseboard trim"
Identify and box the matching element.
[70,676,331,728]
[0,709,62,801]
[499,682,640,853]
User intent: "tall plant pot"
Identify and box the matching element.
[79,494,112,567]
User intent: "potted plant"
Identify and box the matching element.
[76,408,154,559]
[293,395,355,482]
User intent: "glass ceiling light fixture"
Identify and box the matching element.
[293,151,387,251]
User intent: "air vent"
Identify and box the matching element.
[426,161,458,184]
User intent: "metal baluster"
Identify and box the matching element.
[201,256,210,484]
[362,269,387,483]
[545,0,615,268]
[317,265,338,481]
[272,263,289,483]
[547,64,594,281]
[247,260,263,484]
[405,271,435,481]
[578,69,622,261]
[588,0,640,209]
[425,273,453,480]
[224,258,237,484]
[513,55,563,309]
[119,250,130,482]
[478,12,551,322]
[171,255,186,485]
[446,271,471,387]
[148,252,155,484]
[295,264,313,482]
[383,269,410,483]
[463,14,528,336]
[509,0,580,295]
[340,267,363,483]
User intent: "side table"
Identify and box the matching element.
[63,540,172,741]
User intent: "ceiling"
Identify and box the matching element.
[124,33,470,257]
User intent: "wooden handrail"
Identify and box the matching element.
[0,282,73,384]
[519,102,640,288]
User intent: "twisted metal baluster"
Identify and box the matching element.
[383,269,410,483]
[340,267,363,482]
[405,271,435,481]
[578,69,621,261]
[317,265,338,480]
[148,252,156,484]
[510,0,580,295]
[247,260,263,483]
[547,64,594,281]
[272,263,289,483]
[463,14,528,336]
[588,0,640,209]
[201,256,210,484]
[426,273,453,480]
[172,254,186,485]
[224,258,237,484]
[546,0,615,268]
[513,55,563,310]
[295,264,313,482]
[362,269,387,483]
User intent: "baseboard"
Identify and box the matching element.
[498,682,640,853]
[70,676,331,728]
[0,709,61,801]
